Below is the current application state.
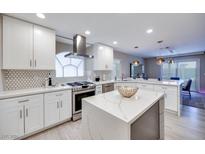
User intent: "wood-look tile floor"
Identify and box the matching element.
[26,105,205,140]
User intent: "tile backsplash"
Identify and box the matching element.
[3,70,55,90]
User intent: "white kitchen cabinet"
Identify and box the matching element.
[24,95,44,135]
[3,16,33,69]
[95,85,102,95]
[92,43,113,70]
[0,94,43,139]
[44,90,72,127]
[154,85,178,112]
[2,16,56,70]
[33,25,56,70]
[44,93,60,127]
[0,99,24,139]
[59,91,72,121]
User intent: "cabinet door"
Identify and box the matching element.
[93,44,113,70]
[24,94,44,135]
[34,25,56,70]
[3,16,33,69]
[103,46,113,70]
[59,90,72,121]
[44,93,60,127]
[0,98,24,139]
[154,85,178,112]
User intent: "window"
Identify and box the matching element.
[112,59,121,79]
[55,52,84,77]
[162,59,199,91]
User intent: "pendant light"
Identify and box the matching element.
[156,40,165,65]
[156,57,165,65]
[168,58,174,64]
[132,59,140,65]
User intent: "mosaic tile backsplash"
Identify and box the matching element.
[3,70,56,90]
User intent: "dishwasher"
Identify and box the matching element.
[102,83,114,93]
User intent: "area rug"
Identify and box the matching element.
[182,92,205,109]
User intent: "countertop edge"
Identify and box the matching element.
[83,91,164,124]
[0,86,72,100]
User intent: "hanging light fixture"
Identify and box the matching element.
[167,58,174,64]
[156,40,165,65]
[156,57,165,65]
[132,60,140,65]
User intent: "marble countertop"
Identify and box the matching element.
[82,90,164,124]
[93,78,183,87]
[0,86,72,100]
[93,80,115,85]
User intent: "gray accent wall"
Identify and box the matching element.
[144,58,161,78]
[144,54,205,92]
[114,50,144,78]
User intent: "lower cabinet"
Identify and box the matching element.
[154,85,178,112]
[0,89,72,140]
[44,90,72,127]
[0,94,44,139]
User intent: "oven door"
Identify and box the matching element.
[73,89,95,114]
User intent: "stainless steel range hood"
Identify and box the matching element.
[64,34,94,58]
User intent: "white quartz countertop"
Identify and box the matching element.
[82,90,164,124]
[93,79,183,87]
[93,80,115,85]
[0,86,72,100]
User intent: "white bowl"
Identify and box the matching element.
[117,86,139,98]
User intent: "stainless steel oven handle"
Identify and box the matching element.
[73,88,95,95]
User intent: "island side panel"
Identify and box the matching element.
[159,97,165,139]
[81,100,130,140]
[130,97,164,140]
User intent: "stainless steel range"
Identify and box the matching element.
[66,81,95,121]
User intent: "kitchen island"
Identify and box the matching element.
[81,90,165,140]
[93,78,183,116]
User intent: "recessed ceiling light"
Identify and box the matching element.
[36,13,46,19]
[85,30,91,35]
[146,29,153,34]
[113,41,118,45]
[99,46,104,50]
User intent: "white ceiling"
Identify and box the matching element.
[6,13,205,58]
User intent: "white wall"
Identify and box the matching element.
[0,15,3,91]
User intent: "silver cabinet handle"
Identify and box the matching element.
[60,101,63,108]
[18,99,29,103]
[34,59,37,67]
[26,108,28,117]
[20,110,23,119]
[57,101,59,108]
[30,60,32,67]
[56,94,63,97]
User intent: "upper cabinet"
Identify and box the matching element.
[90,43,113,71]
[3,16,33,69]
[34,25,56,70]
[2,16,56,70]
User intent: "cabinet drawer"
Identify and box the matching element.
[44,90,69,99]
